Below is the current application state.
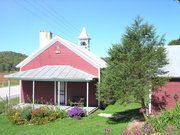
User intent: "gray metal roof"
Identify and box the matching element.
[5,66,97,81]
[162,46,180,78]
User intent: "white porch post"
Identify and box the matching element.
[19,68,22,104]
[58,81,60,106]
[8,80,11,105]
[32,81,35,109]
[86,82,89,115]
[54,81,56,105]
[65,82,67,105]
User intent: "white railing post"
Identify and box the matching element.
[32,81,35,109]
[58,81,60,107]
[54,81,56,105]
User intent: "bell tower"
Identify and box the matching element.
[78,27,91,50]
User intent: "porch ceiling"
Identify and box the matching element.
[5,65,97,82]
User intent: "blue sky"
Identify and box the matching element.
[0,0,180,57]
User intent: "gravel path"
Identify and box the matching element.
[98,113,126,118]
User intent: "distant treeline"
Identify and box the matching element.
[0,51,27,72]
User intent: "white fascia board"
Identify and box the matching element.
[56,38,101,69]
[16,36,60,68]
[57,36,107,68]
[69,41,106,68]
[7,77,93,82]
[16,35,107,69]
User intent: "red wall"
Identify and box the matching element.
[21,41,98,76]
[21,80,98,106]
[21,81,54,104]
[67,81,98,106]
[20,41,100,105]
[151,79,180,114]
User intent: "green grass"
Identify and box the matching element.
[100,101,141,114]
[0,98,19,114]
[0,82,19,87]
[0,72,19,87]
[0,100,141,135]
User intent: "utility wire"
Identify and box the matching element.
[14,0,78,40]
[41,0,80,33]
[23,0,76,38]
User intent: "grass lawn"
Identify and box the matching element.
[0,99,141,135]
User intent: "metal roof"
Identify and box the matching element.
[162,45,180,78]
[5,66,97,81]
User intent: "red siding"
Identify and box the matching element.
[20,41,99,105]
[21,41,98,76]
[21,81,54,103]
[151,79,180,114]
[21,80,98,106]
[67,81,98,106]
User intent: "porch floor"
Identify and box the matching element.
[13,103,98,114]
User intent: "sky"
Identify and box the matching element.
[0,0,180,57]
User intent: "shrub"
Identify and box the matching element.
[20,106,33,121]
[58,110,68,119]
[0,97,12,114]
[0,98,8,114]
[147,102,180,132]
[6,108,25,125]
[30,117,49,125]
[31,106,50,118]
[6,105,67,125]
[68,106,84,119]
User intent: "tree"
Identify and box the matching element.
[0,51,27,72]
[97,17,168,109]
[168,38,180,45]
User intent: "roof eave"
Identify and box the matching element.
[16,35,106,69]
[6,77,94,82]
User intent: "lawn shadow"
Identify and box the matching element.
[107,108,144,124]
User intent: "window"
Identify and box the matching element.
[55,45,60,54]
[81,42,86,46]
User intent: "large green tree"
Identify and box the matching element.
[168,38,180,45]
[97,17,168,109]
[0,51,27,72]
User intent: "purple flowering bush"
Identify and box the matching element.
[139,108,145,113]
[133,130,141,135]
[165,126,173,131]
[143,125,153,133]
[104,128,111,134]
[68,106,84,119]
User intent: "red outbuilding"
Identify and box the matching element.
[151,46,180,114]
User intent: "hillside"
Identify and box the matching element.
[0,51,27,72]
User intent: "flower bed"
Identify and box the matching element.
[102,103,180,134]
[6,106,68,125]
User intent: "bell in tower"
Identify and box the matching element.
[78,27,91,50]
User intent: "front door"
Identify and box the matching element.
[60,82,65,104]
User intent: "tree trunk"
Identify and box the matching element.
[141,98,146,108]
